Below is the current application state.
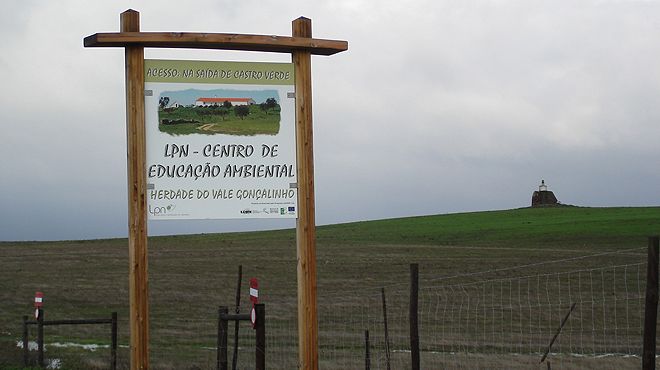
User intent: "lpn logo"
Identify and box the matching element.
[149,204,175,216]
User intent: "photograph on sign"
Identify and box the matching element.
[145,60,297,220]
[158,89,282,136]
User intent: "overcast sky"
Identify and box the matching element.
[1,0,659,241]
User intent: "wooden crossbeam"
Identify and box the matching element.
[84,32,348,56]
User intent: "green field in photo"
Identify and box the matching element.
[158,105,281,136]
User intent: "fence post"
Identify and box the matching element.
[381,288,391,370]
[37,308,44,368]
[410,263,420,370]
[364,329,371,370]
[255,303,266,370]
[218,306,229,370]
[22,315,29,367]
[540,302,577,364]
[643,236,659,370]
[232,265,242,370]
[111,312,118,370]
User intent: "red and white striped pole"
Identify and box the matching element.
[250,278,259,328]
[34,292,44,319]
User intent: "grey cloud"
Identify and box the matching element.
[1,0,659,240]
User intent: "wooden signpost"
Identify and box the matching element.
[84,9,347,370]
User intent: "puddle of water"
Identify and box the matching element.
[16,340,40,351]
[16,340,109,352]
[49,342,109,351]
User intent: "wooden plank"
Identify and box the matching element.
[84,32,348,56]
[293,16,319,370]
[220,313,250,321]
[121,9,150,370]
[42,318,113,326]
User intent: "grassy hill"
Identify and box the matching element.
[1,206,658,368]
[141,205,660,248]
[316,206,660,248]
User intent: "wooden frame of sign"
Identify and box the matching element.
[84,9,347,370]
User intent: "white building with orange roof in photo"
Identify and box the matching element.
[195,97,256,106]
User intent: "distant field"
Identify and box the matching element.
[1,206,658,369]
[318,206,660,248]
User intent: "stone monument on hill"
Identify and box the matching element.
[531,180,559,206]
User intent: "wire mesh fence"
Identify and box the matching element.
[248,246,653,369]
[9,244,656,369]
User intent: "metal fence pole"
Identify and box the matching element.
[410,264,420,370]
[111,312,118,370]
[22,315,29,367]
[255,304,266,370]
[643,236,659,370]
[37,308,44,368]
[381,287,391,370]
[232,265,242,370]
[365,329,371,370]
[218,306,229,370]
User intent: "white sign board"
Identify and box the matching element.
[144,60,297,219]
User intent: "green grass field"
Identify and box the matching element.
[158,105,280,136]
[1,206,659,369]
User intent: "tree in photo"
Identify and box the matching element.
[159,96,170,109]
[222,100,233,109]
[265,97,279,114]
[234,105,250,120]
[219,107,229,120]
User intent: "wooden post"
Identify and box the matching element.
[217,306,229,370]
[381,288,391,370]
[37,308,44,368]
[643,236,659,370]
[22,315,29,367]
[255,304,266,370]
[111,312,118,370]
[121,9,149,370]
[409,264,420,370]
[292,16,319,370]
[364,329,371,370]
[232,265,242,370]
